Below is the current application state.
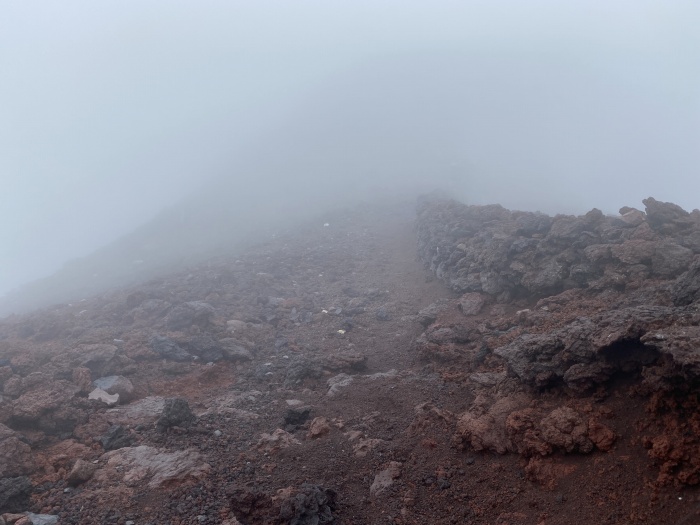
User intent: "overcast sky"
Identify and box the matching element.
[1,0,699,297]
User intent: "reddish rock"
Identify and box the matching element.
[540,407,593,454]
[256,429,300,453]
[307,417,331,439]
[3,381,80,425]
[588,418,616,451]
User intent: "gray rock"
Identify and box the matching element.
[416,302,448,327]
[26,514,59,525]
[0,476,32,513]
[494,305,672,390]
[671,260,700,306]
[327,374,353,397]
[643,197,690,229]
[100,424,134,451]
[184,334,224,362]
[219,338,253,361]
[651,240,694,278]
[284,406,312,426]
[458,293,485,316]
[375,306,391,321]
[165,301,215,331]
[515,212,552,236]
[619,208,645,226]
[278,483,337,525]
[150,335,192,361]
[285,357,323,385]
[156,397,196,431]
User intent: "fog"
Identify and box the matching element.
[1,1,699,309]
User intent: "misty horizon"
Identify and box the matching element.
[2,1,698,302]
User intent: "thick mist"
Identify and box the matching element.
[1,1,698,312]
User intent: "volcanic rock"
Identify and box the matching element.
[370,461,402,497]
[0,476,31,513]
[150,335,192,361]
[66,458,97,486]
[99,425,134,451]
[156,398,196,431]
[88,388,119,407]
[278,484,336,525]
[165,301,215,331]
[0,424,34,477]
[95,445,211,488]
[93,375,134,403]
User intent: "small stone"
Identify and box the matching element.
[375,306,391,321]
[458,293,485,316]
[88,388,119,406]
[99,425,134,451]
[285,406,311,426]
[67,459,97,486]
[370,461,402,497]
[26,514,59,525]
[307,417,331,439]
[213,430,222,437]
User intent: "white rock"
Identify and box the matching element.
[88,388,119,406]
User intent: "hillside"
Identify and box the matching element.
[1,196,699,524]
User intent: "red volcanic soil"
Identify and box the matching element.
[1,197,699,524]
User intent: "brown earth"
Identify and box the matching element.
[1,197,700,524]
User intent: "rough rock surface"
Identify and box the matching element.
[0,424,35,477]
[155,398,195,431]
[278,484,336,525]
[95,445,211,488]
[0,477,32,513]
[1,197,699,524]
[92,376,134,403]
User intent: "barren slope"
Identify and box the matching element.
[1,197,699,525]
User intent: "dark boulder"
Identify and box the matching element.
[0,476,32,513]
[156,398,195,431]
[184,334,224,362]
[165,301,215,331]
[150,335,192,361]
[278,483,337,525]
[100,425,134,451]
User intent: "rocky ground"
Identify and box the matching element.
[1,196,700,525]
